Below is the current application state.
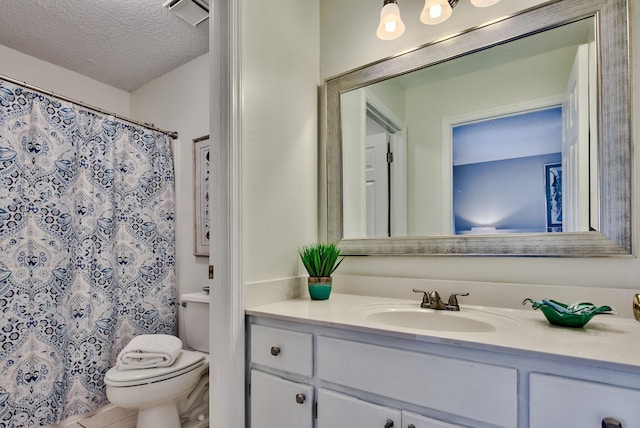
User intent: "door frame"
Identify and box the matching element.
[210,0,245,427]
[365,91,408,237]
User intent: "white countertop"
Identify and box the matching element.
[246,293,640,370]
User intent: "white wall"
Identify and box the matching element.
[320,0,640,291]
[0,44,129,116]
[242,0,320,286]
[130,53,210,297]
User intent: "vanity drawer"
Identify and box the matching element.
[250,324,313,377]
[317,336,517,427]
[530,373,640,427]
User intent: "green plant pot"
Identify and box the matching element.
[308,277,332,300]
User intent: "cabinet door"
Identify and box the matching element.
[250,370,314,428]
[530,373,640,427]
[402,410,464,428]
[317,388,401,428]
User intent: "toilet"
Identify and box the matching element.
[105,292,210,428]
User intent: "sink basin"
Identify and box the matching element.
[355,303,516,333]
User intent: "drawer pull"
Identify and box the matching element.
[295,393,306,404]
[270,346,281,356]
[602,418,622,428]
[384,419,394,428]
[407,425,416,428]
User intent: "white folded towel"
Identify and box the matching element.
[116,334,183,370]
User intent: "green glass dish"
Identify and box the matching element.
[522,298,615,328]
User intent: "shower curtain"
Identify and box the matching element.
[0,80,177,427]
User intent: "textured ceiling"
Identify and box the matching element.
[0,0,209,92]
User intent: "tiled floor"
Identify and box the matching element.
[53,405,137,428]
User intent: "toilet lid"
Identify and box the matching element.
[105,350,205,386]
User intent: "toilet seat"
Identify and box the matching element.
[105,350,206,387]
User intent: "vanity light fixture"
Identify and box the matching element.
[377,0,501,39]
[470,0,501,6]
[420,0,457,25]
[376,0,406,41]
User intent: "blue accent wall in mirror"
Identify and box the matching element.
[452,107,562,235]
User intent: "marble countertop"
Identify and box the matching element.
[246,293,640,370]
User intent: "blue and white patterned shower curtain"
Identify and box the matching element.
[0,80,177,427]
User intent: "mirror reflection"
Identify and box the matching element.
[341,18,596,239]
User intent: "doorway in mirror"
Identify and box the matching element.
[451,107,563,235]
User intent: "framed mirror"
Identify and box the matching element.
[325,0,631,257]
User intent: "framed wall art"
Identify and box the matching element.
[544,162,562,232]
[193,135,210,256]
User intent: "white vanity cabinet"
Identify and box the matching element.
[248,320,508,427]
[529,373,640,427]
[248,314,640,428]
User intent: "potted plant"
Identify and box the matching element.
[298,242,344,300]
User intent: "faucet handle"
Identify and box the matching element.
[447,292,469,310]
[412,288,431,307]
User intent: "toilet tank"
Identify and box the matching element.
[180,292,210,353]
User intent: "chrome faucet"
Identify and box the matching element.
[428,291,446,310]
[412,289,469,311]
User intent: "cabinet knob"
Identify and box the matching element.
[295,393,306,404]
[384,419,394,428]
[602,418,622,428]
[270,346,281,356]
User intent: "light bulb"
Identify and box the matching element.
[429,4,442,19]
[376,0,406,40]
[420,0,453,25]
[471,0,501,7]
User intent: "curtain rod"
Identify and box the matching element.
[0,74,179,139]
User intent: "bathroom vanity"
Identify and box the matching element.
[246,294,640,428]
